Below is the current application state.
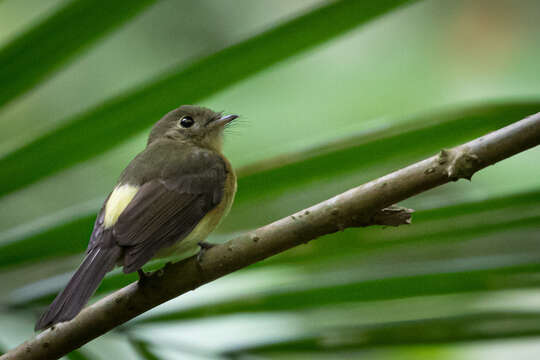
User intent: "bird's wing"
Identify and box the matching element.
[88,151,227,273]
[87,194,110,253]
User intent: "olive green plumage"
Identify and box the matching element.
[36,105,238,331]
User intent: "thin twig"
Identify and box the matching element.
[2,112,539,360]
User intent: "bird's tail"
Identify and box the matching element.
[35,246,121,331]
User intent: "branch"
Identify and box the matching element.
[3,112,540,360]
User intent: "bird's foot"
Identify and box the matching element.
[196,241,215,265]
[137,269,150,285]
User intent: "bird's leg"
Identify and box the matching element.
[196,241,215,264]
[137,269,150,285]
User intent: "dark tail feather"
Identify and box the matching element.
[35,246,121,331]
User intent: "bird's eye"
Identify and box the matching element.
[179,116,194,128]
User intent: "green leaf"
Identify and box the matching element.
[11,192,539,315]
[0,215,94,270]
[0,0,418,198]
[18,227,540,316]
[66,350,94,360]
[259,190,540,268]
[224,101,540,233]
[0,0,156,109]
[126,257,540,325]
[129,338,162,360]
[1,101,537,272]
[223,311,540,356]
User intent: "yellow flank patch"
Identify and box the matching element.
[104,184,139,228]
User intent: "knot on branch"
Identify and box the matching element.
[349,205,414,228]
[371,205,414,226]
[438,147,480,181]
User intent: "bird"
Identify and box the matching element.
[35,105,238,331]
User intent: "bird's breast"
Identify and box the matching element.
[155,163,237,259]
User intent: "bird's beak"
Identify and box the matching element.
[212,114,238,127]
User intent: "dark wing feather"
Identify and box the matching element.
[113,153,227,273]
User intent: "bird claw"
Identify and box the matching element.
[137,269,149,285]
[196,241,215,265]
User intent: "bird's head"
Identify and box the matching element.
[148,105,238,152]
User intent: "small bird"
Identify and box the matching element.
[35,105,238,331]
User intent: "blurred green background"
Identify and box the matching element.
[0,0,539,359]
